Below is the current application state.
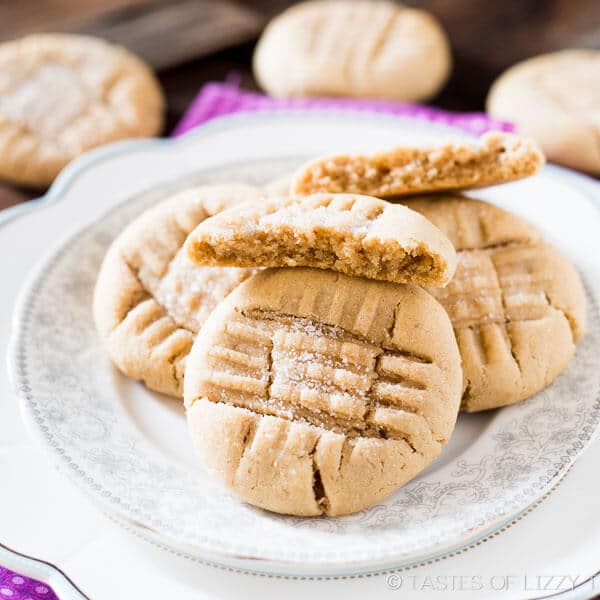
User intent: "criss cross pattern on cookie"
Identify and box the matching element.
[403,194,587,412]
[184,268,462,515]
[200,310,444,452]
[433,247,556,328]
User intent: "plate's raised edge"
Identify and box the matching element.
[0,542,89,600]
[4,110,600,574]
[103,481,561,578]
[112,475,600,597]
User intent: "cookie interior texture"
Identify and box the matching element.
[93,184,261,397]
[253,0,451,102]
[0,33,164,187]
[290,133,544,198]
[184,267,462,516]
[185,193,457,287]
[401,194,587,412]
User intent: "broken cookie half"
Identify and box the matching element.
[290,132,544,198]
[185,193,457,287]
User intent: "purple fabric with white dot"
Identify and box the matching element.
[0,566,58,600]
[172,81,514,137]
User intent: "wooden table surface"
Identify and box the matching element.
[1,0,598,210]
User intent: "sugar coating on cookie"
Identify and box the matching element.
[185,193,457,287]
[291,133,544,198]
[0,34,164,187]
[253,0,451,102]
[184,267,462,516]
[93,184,261,397]
[487,49,600,175]
[402,194,587,412]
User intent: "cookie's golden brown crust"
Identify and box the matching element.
[93,184,261,397]
[291,133,544,198]
[185,193,457,287]
[0,34,164,187]
[403,194,587,412]
[184,267,462,516]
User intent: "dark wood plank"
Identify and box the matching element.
[159,41,258,130]
[75,0,265,71]
[0,0,264,72]
[404,0,600,109]
[0,0,153,41]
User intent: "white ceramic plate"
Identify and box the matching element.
[7,112,600,576]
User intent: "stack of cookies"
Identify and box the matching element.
[94,132,587,517]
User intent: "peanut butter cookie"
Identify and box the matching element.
[487,50,600,175]
[185,193,457,287]
[253,0,451,102]
[291,133,544,198]
[184,267,462,516]
[0,34,164,187]
[403,194,587,412]
[93,184,260,397]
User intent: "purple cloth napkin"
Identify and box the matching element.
[173,81,513,137]
[0,565,58,600]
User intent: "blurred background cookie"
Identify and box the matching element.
[0,33,164,187]
[253,0,451,101]
[487,49,600,175]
